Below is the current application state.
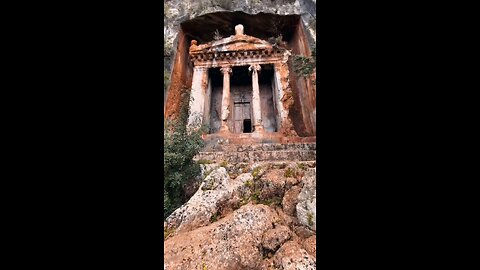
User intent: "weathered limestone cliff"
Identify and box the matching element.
[164,0,316,65]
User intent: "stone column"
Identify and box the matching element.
[249,64,264,132]
[187,66,208,130]
[219,66,232,132]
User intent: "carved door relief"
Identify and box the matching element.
[232,92,252,133]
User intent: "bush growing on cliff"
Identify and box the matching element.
[164,91,205,219]
[292,47,316,78]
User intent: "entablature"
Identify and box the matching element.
[189,24,291,68]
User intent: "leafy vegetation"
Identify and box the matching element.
[210,211,220,223]
[297,162,307,171]
[251,166,262,179]
[284,167,296,178]
[268,34,284,47]
[219,160,228,168]
[164,226,175,240]
[197,159,213,165]
[307,212,314,226]
[164,89,206,220]
[292,47,316,78]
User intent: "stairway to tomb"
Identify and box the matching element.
[194,142,316,163]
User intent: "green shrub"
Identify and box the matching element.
[197,159,213,165]
[252,166,262,179]
[164,226,175,240]
[284,167,295,178]
[220,160,228,168]
[307,212,314,226]
[210,211,219,223]
[297,163,307,171]
[164,90,205,220]
[292,47,316,77]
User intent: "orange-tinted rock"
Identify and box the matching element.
[282,184,302,215]
[294,225,315,239]
[273,240,316,270]
[258,168,287,200]
[303,235,316,259]
[260,258,276,270]
[164,204,279,270]
[262,225,292,251]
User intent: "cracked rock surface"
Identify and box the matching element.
[164,160,317,269]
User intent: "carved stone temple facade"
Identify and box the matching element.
[187,24,306,142]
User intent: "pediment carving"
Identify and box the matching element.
[189,24,289,67]
[190,34,273,55]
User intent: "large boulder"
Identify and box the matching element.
[296,168,316,231]
[164,204,280,270]
[259,168,287,201]
[165,168,251,233]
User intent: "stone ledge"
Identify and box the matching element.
[195,149,316,163]
[203,142,316,152]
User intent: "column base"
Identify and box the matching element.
[219,124,230,133]
[253,125,264,133]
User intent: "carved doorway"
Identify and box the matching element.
[232,92,252,133]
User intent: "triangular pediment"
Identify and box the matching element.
[190,34,273,55]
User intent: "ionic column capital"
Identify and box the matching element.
[193,66,207,72]
[249,64,261,72]
[220,66,232,75]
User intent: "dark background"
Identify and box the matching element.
[3,1,467,269]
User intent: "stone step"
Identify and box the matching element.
[194,149,316,163]
[202,142,316,152]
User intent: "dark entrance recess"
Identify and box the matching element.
[181,11,300,44]
[243,119,252,133]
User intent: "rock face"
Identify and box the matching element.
[296,168,316,231]
[164,160,317,269]
[164,0,316,58]
[164,204,280,270]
